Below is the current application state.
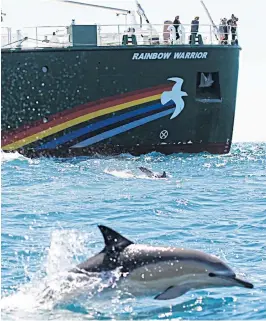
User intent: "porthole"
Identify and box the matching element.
[42,66,48,73]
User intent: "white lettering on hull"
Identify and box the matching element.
[132,52,208,60]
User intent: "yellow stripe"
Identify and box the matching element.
[3,94,161,150]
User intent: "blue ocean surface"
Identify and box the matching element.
[1,142,266,321]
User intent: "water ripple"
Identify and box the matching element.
[1,142,266,320]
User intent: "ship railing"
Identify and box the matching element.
[1,26,70,49]
[1,23,238,49]
[97,24,223,46]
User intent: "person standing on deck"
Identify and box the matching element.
[223,18,229,45]
[173,16,181,41]
[219,18,229,45]
[227,14,238,45]
[190,16,199,44]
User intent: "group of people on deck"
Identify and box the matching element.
[219,14,238,45]
[171,16,198,42]
[167,14,238,45]
[167,16,200,44]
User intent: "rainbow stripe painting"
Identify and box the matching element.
[1,84,175,151]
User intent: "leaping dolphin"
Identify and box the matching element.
[70,225,254,300]
[138,166,166,178]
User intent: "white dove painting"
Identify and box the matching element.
[161,77,188,119]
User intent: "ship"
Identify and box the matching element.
[1,0,241,158]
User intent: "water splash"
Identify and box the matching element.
[44,229,89,277]
[104,169,135,179]
[1,151,28,163]
[1,229,127,317]
[104,168,168,180]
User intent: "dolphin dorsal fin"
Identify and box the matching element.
[161,171,166,178]
[98,225,133,251]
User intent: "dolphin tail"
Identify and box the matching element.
[161,91,172,105]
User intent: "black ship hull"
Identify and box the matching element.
[1,45,240,157]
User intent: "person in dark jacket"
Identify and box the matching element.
[173,16,181,40]
[190,16,199,44]
[227,14,238,44]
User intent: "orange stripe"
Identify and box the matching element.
[2,94,161,150]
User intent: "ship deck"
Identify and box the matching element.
[1,22,239,50]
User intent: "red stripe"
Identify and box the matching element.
[2,84,171,145]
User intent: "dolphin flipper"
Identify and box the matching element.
[154,285,189,300]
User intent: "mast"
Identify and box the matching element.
[135,0,153,32]
[200,0,218,40]
[55,0,134,26]
[56,0,131,15]
[55,0,158,38]
[135,0,149,24]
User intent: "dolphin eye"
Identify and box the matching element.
[209,272,216,277]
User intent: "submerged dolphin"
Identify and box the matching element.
[138,166,166,178]
[71,225,253,300]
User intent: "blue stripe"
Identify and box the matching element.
[37,102,173,150]
[71,108,175,148]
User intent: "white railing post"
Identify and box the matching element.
[98,25,101,46]
[35,27,38,47]
[8,27,11,45]
[16,30,22,48]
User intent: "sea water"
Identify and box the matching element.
[1,143,266,320]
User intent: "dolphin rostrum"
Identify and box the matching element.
[138,166,166,178]
[70,225,254,300]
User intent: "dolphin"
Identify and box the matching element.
[70,225,254,300]
[138,166,166,178]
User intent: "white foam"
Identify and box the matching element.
[104,169,134,178]
[1,229,124,316]
[1,150,28,163]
